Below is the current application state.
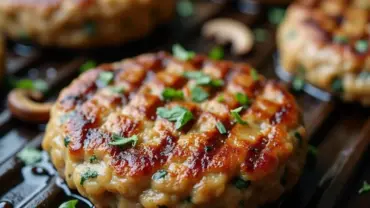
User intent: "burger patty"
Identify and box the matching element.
[277,0,370,105]
[42,51,307,208]
[0,0,174,48]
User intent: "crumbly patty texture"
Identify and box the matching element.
[43,52,307,208]
[277,0,370,105]
[0,0,174,48]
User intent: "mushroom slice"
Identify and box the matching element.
[202,18,254,55]
[7,89,53,123]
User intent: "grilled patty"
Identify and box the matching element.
[0,0,174,48]
[277,0,370,105]
[42,52,307,208]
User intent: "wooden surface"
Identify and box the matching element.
[0,1,369,208]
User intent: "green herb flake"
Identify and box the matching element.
[89,155,98,163]
[172,44,195,61]
[209,46,224,60]
[162,88,184,100]
[358,181,370,194]
[183,71,204,80]
[97,71,114,87]
[183,71,224,87]
[210,79,224,87]
[59,199,78,208]
[253,28,267,42]
[294,132,302,146]
[333,35,348,44]
[177,0,193,17]
[355,40,368,54]
[80,168,98,185]
[157,106,194,130]
[17,147,42,165]
[235,93,250,106]
[109,134,138,147]
[332,78,343,93]
[268,8,286,25]
[217,94,225,103]
[110,86,125,94]
[204,146,213,152]
[64,137,71,147]
[250,69,259,81]
[80,60,97,73]
[84,22,96,36]
[15,79,49,93]
[359,72,370,79]
[191,86,209,102]
[308,145,318,157]
[292,77,305,92]
[230,107,248,125]
[232,176,251,190]
[216,122,227,134]
[152,169,168,180]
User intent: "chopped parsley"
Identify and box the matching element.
[332,78,343,93]
[109,86,125,94]
[157,106,194,130]
[79,60,96,73]
[109,134,138,147]
[17,147,42,165]
[253,28,267,42]
[292,77,305,92]
[64,137,71,147]
[89,155,98,163]
[80,168,98,185]
[250,69,259,81]
[308,145,318,157]
[235,93,250,106]
[97,71,114,87]
[15,79,49,93]
[59,199,78,208]
[359,181,370,194]
[204,146,213,152]
[209,46,224,60]
[177,0,193,17]
[217,94,225,103]
[162,88,184,100]
[183,71,224,87]
[216,122,227,134]
[355,40,368,54]
[231,176,251,190]
[333,35,348,44]
[268,8,285,25]
[152,169,168,180]
[191,86,209,102]
[172,44,195,61]
[230,107,248,125]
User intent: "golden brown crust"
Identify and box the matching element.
[0,0,175,48]
[43,52,307,208]
[277,0,370,105]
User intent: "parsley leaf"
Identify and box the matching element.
[17,147,42,165]
[89,155,98,163]
[109,85,125,94]
[152,169,168,180]
[359,181,370,194]
[15,79,49,93]
[235,93,250,106]
[231,176,251,190]
[333,35,348,44]
[80,168,98,185]
[172,44,195,61]
[59,200,78,208]
[177,0,193,17]
[79,60,96,73]
[332,78,343,93]
[355,40,368,54]
[162,88,184,100]
[157,106,193,130]
[216,122,227,134]
[109,134,138,147]
[292,77,305,92]
[250,69,259,81]
[191,86,209,102]
[308,145,318,157]
[97,71,114,87]
[209,46,224,60]
[183,71,224,87]
[204,146,213,152]
[217,94,225,103]
[64,137,71,147]
[230,107,248,125]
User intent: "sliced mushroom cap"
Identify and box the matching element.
[202,18,254,55]
[7,89,53,123]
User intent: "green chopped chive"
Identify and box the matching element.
[216,122,227,134]
[172,44,195,61]
[253,28,267,42]
[80,60,97,73]
[59,199,78,208]
[176,0,193,17]
[84,22,96,36]
[110,86,125,94]
[183,71,224,87]
[191,86,209,102]
[97,71,114,87]
[308,145,318,157]
[292,77,305,92]
[64,137,71,147]
[157,106,194,130]
[162,88,184,100]
[355,40,368,54]
[250,69,259,81]
[152,169,168,180]
[217,94,225,103]
[209,46,224,60]
[235,93,250,106]
[89,155,98,163]
[231,176,251,190]
[359,181,370,194]
[17,147,42,165]
[80,168,98,185]
[15,79,49,93]
[109,134,138,147]
[230,107,248,125]
[268,8,286,25]
[333,35,348,44]
[204,146,213,152]
[332,78,343,93]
